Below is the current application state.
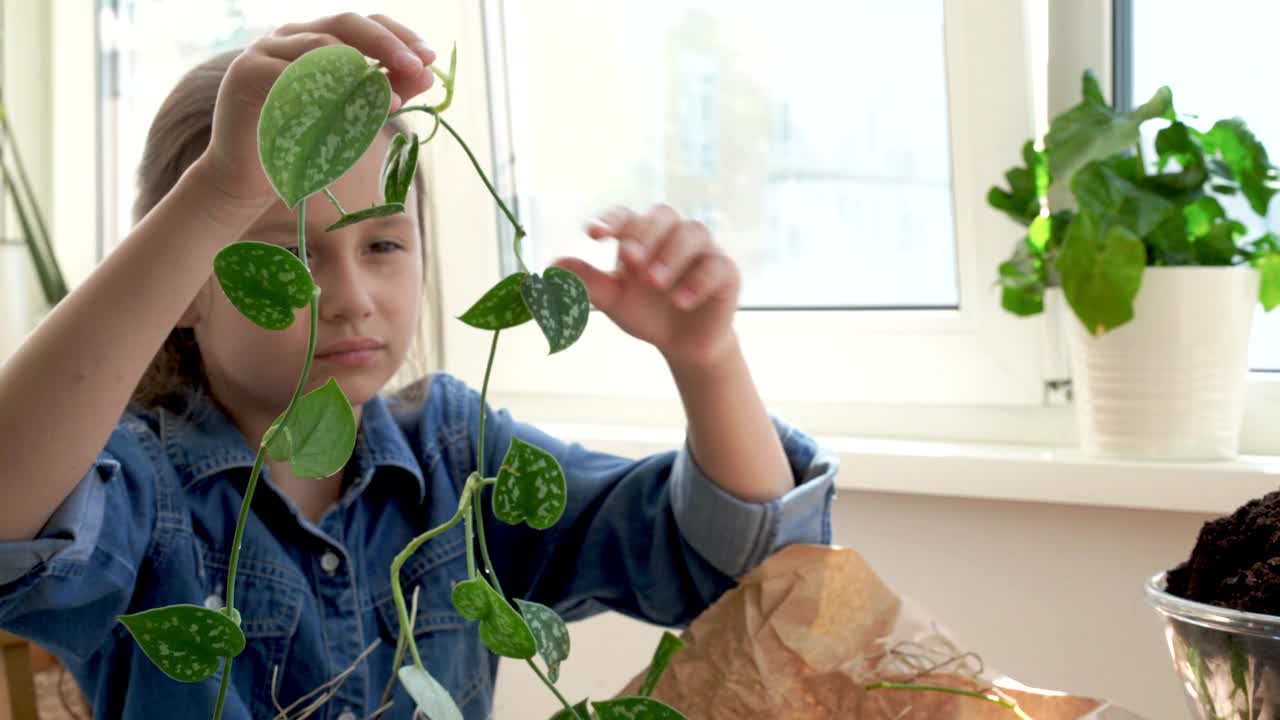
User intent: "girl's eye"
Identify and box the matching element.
[370,239,405,254]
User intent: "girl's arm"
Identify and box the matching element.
[552,204,793,504]
[0,13,436,542]
[0,161,264,541]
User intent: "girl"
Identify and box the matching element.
[0,13,836,720]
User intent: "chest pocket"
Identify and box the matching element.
[198,547,306,719]
[372,530,492,718]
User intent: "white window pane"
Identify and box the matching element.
[1129,0,1280,371]
[489,0,958,309]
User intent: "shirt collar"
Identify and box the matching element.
[157,391,427,503]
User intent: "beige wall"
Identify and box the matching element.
[495,493,1211,720]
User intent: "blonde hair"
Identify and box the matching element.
[130,49,443,412]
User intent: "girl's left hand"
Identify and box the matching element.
[551,204,741,371]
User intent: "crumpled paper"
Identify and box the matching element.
[619,545,1145,719]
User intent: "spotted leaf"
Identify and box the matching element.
[214,241,314,330]
[451,578,536,659]
[323,202,405,232]
[520,268,589,354]
[380,131,420,205]
[516,599,570,682]
[593,697,686,720]
[640,631,685,697]
[397,665,464,720]
[459,273,532,330]
[119,604,245,683]
[492,437,566,530]
[258,45,392,208]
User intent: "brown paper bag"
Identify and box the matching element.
[619,545,1145,720]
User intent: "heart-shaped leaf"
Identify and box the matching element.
[640,631,685,697]
[258,45,392,208]
[550,700,593,720]
[593,697,686,720]
[520,268,590,354]
[1058,211,1147,335]
[493,437,566,530]
[119,604,245,683]
[459,273,533,330]
[515,599,570,683]
[323,202,405,232]
[397,665,464,720]
[1046,71,1172,185]
[264,378,357,478]
[451,578,536,659]
[380,132,420,205]
[214,242,314,330]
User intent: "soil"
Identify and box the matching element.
[1167,488,1280,615]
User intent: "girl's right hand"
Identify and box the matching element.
[195,13,436,215]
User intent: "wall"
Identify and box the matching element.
[494,492,1214,720]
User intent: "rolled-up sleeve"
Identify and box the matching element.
[669,416,837,578]
[0,456,115,586]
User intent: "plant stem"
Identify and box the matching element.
[0,108,66,304]
[212,658,232,720]
[390,476,478,672]
[464,488,477,579]
[323,187,347,216]
[473,330,507,599]
[526,658,579,718]
[393,108,528,274]
[215,203,319,720]
[865,682,1033,720]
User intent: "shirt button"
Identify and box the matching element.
[337,711,356,720]
[320,551,341,574]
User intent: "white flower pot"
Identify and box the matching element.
[1064,265,1259,460]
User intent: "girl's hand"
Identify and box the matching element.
[194,13,436,215]
[552,205,742,371]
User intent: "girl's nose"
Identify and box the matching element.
[317,257,375,323]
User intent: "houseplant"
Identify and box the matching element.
[989,70,1280,459]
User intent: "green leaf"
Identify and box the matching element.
[515,599,570,683]
[1150,121,1207,190]
[550,700,593,720]
[451,578,537,659]
[493,436,567,530]
[119,604,246,683]
[214,241,314,330]
[397,665,464,720]
[258,45,392,208]
[1057,212,1147,334]
[1045,71,1172,184]
[1193,221,1243,266]
[1145,210,1193,266]
[459,273,534,330]
[380,132,420,205]
[521,268,590,354]
[1184,197,1226,238]
[264,378,356,478]
[987,141,1048,226]
[1202,118,1279,216]
[997,246,1045,317]
[640,631,685,698]
[1070,160,1174,238]
[1258,253,1280,311]
[1081,69,1107,106]
[593,697,687,720]
[323,202,405,232]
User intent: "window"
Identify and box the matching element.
[1120,0,1280,372]
[444,0,1049,415]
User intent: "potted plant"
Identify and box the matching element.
[989,70,1280,459]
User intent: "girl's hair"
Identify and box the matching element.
[130,49,443,413]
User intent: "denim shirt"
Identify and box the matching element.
[0,372,837,720]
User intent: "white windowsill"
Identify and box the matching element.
[536,421,1280,516]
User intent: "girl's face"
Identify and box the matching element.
[183,131,424,428]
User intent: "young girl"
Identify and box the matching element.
[0,13,836,720]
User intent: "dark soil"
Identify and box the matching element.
[1167,488,1280,615]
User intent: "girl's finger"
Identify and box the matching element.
[671,253,740,310]
[646,220,710,289]
[273,13,423,80]
[586,206,636,240]
[617,204,679,267]
[551,257,618,312]
[255,32,342,62]
[368,13,436,65]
